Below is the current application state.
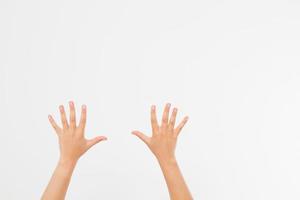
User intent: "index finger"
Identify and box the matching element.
[151,105,159,134]
[78,104,87,131]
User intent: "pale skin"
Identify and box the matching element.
[42,102,192,200]
[41,101,107,200]
[132,103,193,200]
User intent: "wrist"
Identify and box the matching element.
[58,157,78,168]
[157,156,178,166]
[55,158,77,179]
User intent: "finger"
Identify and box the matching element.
[69,101,76,129]
[151,105,159,134]
[59,105,69,129]
[168,107,178,131]
[132,131,150,145]
[161,103,171,131]
[86,136,107,150]
[78,104,87,131]
[48,115,61,134]
[174,116,189,136]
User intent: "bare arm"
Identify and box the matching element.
[41,101,107,200]
[132,103,193,200]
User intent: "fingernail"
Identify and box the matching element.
[59,105,64,110]
[82,104,86,109]
[166,103,171,107]
[151,105,156,110]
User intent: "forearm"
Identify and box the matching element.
[41,160,77,200]
[158,158,193,200]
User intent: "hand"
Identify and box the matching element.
[132,103,188,162]
[132,103,192,200]
[48,101,107,164]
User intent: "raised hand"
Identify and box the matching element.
[132,103,193,200]
[48,101,107,164]
[41,101,106,200]
[132,103,188,162]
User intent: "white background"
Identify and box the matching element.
[1,0,300,199]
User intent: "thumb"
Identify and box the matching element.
[132,130,150,145]
[87,136,107,149]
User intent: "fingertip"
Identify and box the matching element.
[131,130,137,135]
[82,104,87,110]
[98,136,107,141]
[151,105,156,110]
[59,105,64,111]
[132,131,143,137]
[69,101,74,106]
[183,116,189,122]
